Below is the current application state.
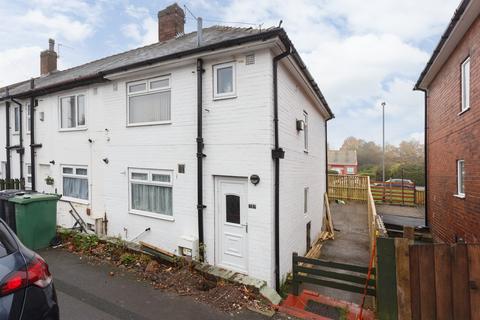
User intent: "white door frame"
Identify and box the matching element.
[214,176,249,273]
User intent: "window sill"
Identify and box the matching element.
[127,121,172,128]
[453,194,465,199]
[58,127,88,132]
[12,132,19,136]
[213,94,237,101]
[458,107,470,116]
[61,196,90,205]
[129,210,174,221]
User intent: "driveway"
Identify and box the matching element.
[301,202,373,308]
[39,248,281,320]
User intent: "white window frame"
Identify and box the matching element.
[61,165,89,204]
[461,57,470,113]
[13,105,20,134]
[126,75,172,127]
[213,62,236,99]
[58,93,87,131]
[347,167,355,174]
[26,103,31,134]
[304,187,309,214]
[303,111,309,152]
[128,168,174,221]
[456,160,465,198]
[25,164,32,189]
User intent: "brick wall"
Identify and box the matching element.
[427,16,480,243]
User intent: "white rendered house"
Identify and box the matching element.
[0,4,333,289]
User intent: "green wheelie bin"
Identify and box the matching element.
[8,194,60,250]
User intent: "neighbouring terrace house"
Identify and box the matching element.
[0,3,333,289]
[328,150,358,175]
[415,0,480,243]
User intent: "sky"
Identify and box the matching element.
[0,0,461,148]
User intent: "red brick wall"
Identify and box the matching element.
[427,16,480,243]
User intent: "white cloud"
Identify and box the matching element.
[0,47,42,86]
[122,17,157,47]
[21,10,94,42]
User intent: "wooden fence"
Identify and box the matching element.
[415,189,425,206]
[0,178,25,191]
[291,252,376,297]
[327,175,369,201]
[328,174,425,206]
[376,237,480,320]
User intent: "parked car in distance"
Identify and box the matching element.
[386,179,414,186]
[0,219,59,320]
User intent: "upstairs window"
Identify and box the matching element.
[26,104,31,133]
[304,187,309,214]
[457,160,465,197]
[461,57,470,112]
[213,62,236,99]
[127,76,171,125]
[303,111,309,152]
[60,94,86,129]
[13,106,20,133]
[62,165,88,201]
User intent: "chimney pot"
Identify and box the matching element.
[40,38,57,76]
[158,3,185,42]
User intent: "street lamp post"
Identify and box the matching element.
[381,101,386,183]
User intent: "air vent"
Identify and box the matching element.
[245,53,255,65]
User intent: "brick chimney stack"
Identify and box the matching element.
[40,39,57,76]
[158,3,185,42]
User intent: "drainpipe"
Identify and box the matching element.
[10,98,24,181]
[419,88,428,227]
[273,47,291,292]
[29,79,39,191]
[196,58,206,261]
[5,98,10,180]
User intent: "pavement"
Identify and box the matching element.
[39,248,283,320]
[376,204,425,227]
[301,202,373,309]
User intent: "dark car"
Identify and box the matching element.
[0,219,59,320]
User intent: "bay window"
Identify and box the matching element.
[129,168,173,218]
[127,76,171,125]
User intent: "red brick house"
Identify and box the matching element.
[328,150,358,175]
[415,0,480,243]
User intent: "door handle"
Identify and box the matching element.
[241,223,248,233]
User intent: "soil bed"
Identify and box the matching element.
[58,231,274,315]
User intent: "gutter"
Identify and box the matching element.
[196,58,206,261]
[272,46,291,292]
[29,77,40,191]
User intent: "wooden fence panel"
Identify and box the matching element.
[409,245,421,320]
[327,175,368,201]
[452,243,471,320]
[395,238,412,320]
[418,245,436,319]
[434,245,453,320]
[468,245,480,319]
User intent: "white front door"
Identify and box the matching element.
[215,177,248,273]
